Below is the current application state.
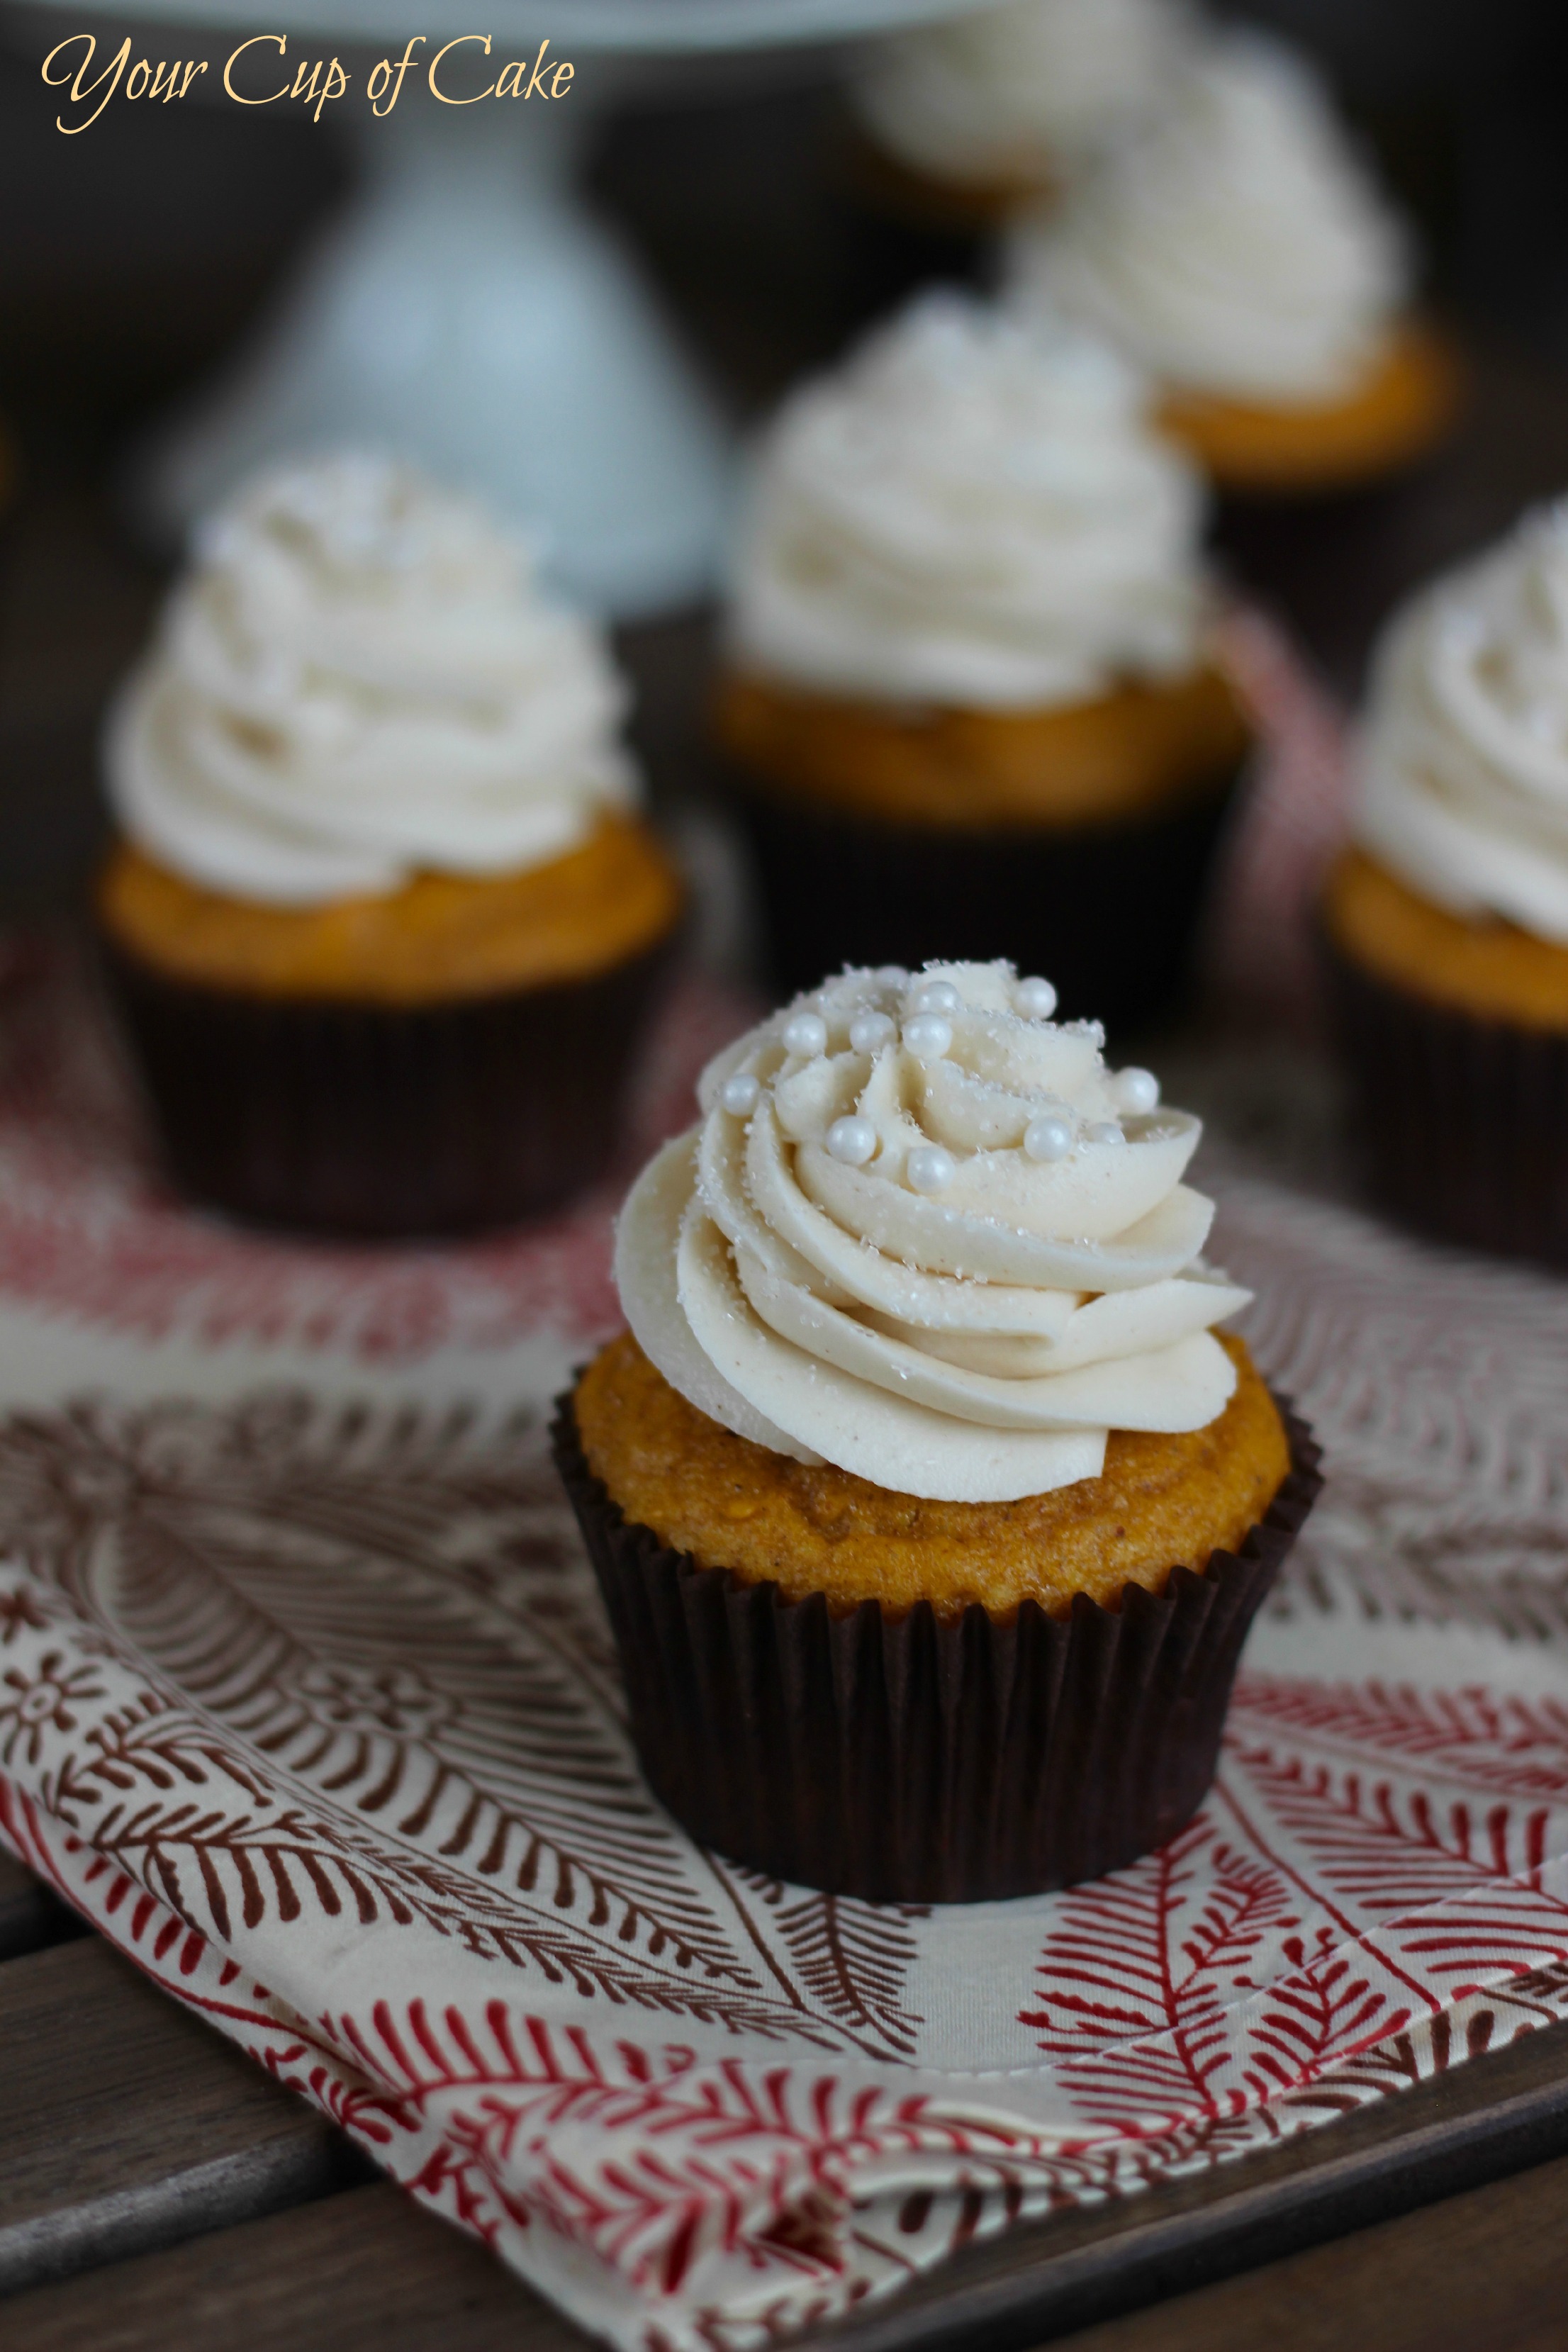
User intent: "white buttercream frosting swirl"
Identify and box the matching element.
[615,961,1248,1503]
[1007,33,1411,401]
[728,293,1209,711]
[106,453,637,907]
[853,0,1199,187]
[1355,503,1568,945]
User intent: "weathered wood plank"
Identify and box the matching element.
[0,1938,366,2294]
[814,2017,1568,2352]
[1052,2147,1568,2352]
[1,2182,582,2352]
[12,2045,1568,2352]
[0,1854,84,1961]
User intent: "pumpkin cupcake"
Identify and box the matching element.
[556,959,1321,1900]
[713,293,1251,1036]
[96,454,682,1236]
[1007,34,1462,496]
[848,0,1198,233]
[1323,503,1568,1266]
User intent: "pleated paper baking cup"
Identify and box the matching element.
[719,763,1245,1041]
[1323,940,1568,1271]
[97,929,680,1241]
[553,1396,1323,1904]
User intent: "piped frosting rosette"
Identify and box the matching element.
[1356,500,1568,946]
[1007,33,1410,403]
[728,292,1209,712]
[851,0,1199,186]
[616,961,1248,1503]
[107,452,636,907]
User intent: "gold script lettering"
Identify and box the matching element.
[223,34,288,103]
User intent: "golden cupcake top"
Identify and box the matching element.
[574,1326,1287,1618]
[96,814,682,1004]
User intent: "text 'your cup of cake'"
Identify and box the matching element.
[556,960,1323,1903]
[712,293,1253,1038]
[96,454,684,1238]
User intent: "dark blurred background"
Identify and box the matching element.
[2,0,1568,922]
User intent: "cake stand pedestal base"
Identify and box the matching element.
[126,97,732,616]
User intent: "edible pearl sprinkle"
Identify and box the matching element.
[911,980,961,1016]
[1086,1120,1125,1146]
[1024,1113,1073,1162]
[782,1013,827,1058]
[719,1072,760,1115]
[849,1011,895,1053]
[1016,976,1058,1019]
[907,1145,956,1194]
[826,1115,877,1165]
[1111,1066,1160,1116]
[902,1014,953,1060]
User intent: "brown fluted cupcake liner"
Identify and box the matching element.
[554,1394,1323,1904]
[719,762,1246,1041]
[96,928,680,1241]
[1323,937,1568,1271]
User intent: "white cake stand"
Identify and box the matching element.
[21,0,985,612]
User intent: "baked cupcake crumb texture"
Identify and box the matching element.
[576,1327,1288,1622]
[98,813,683,1004]
[715,661,1248,829]
[1325,846,1568,1031]
[1158,320,1462,492]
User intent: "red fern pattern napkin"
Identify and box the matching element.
[0,637,1567,2348]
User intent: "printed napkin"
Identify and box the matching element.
[2,630,1567,2348]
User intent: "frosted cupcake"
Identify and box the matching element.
[1008,34,1461,495]
[1323,504,1568,1265]
[849,0,1199,231]
[555,960,1321,1900]
[96,454,683,1236]
[713,293,1250,1034]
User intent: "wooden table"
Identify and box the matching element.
[4,1840,1568,2351]
[5,74,1568,2352]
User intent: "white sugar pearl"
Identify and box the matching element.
[1086,1120,1125,1146]
[719,1072,761,1116]
[826,1115,877,1166]
[911,980,961,1016]
[907,1145,956,1194]
[782,1012,827,1058]
[1111,1067,1160,1117]
[1024,1113,1073,1163]
[902,1014,953,1060]
[849,1011,895,1054]
[1016,976,1058,1020]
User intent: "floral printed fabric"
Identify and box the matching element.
[1,624,1567,2347]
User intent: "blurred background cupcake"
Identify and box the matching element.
[712,291,1250,1036]
[1323,500,1568,1267]
[96,452,683,1237]
[843,0,1200,293]
[1007,30,1464,500]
